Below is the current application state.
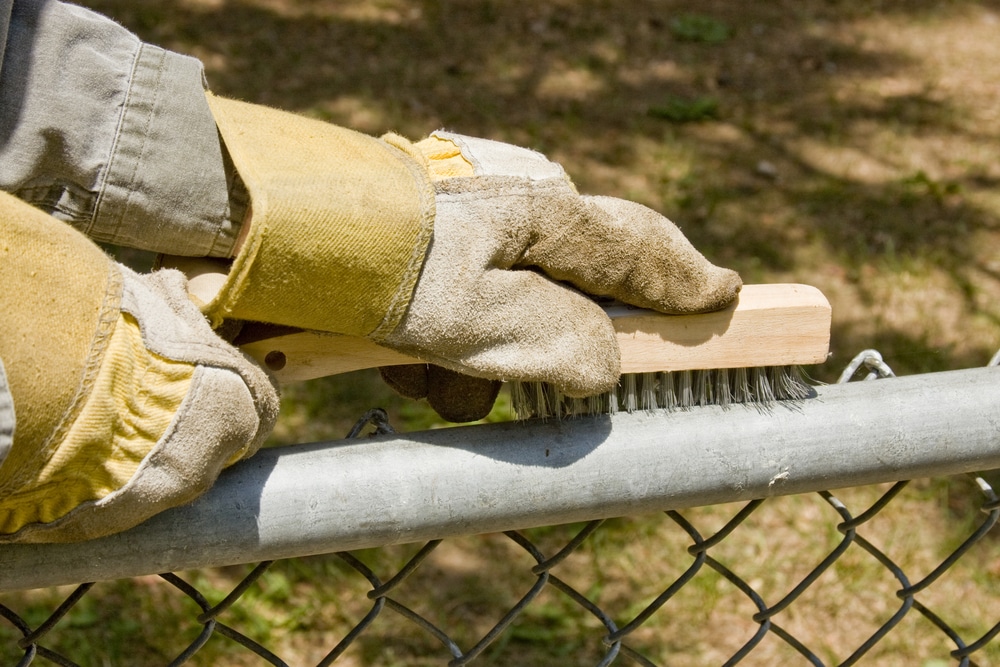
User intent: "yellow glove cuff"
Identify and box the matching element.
[0,312,193,534]
[1,193,277,542]
[204,94,435,339]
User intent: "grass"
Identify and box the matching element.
[3,0,1000,665]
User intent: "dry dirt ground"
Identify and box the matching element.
[3,1,998,666]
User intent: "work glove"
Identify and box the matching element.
[0,193,278,543]
[377,133,742,420]
[203,97,741,421]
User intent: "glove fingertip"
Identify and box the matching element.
[427,367,502,423]
[379,364,430,400]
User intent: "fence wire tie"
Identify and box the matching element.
[346,407,396,439]
[838,349,896,383]
[977,475,1000,512]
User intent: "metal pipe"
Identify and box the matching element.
[3,367,999,592]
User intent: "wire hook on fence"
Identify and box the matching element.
[838,349,896,383]
[346,408,396,438]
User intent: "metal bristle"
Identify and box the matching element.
[640,372,658,411]
[568,396,588,417]
[733,367,751,404]
[586,392,606,415]
[511,381,531,420]
[716,368,733,408]
[658,371,676,411]
[623,374,638,413]
[773,365,813,401]
[752,367,774,404]
[677,370,694,408]
[535,382,549,418]
[511,365,813,419]
[694,370,711,406]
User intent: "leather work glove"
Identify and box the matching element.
[202,97,741,421]
[377,133,742,421]
[0,193,279,543]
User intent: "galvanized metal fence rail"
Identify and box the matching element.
[1,351,999,665]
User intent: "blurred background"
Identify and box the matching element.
[7,2,997,664]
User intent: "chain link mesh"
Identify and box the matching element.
[2,351,999,666]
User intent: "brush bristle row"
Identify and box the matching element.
[512,366,812,420]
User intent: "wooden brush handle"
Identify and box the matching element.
[236,284,831,385]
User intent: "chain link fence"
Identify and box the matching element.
[1,350,999,666]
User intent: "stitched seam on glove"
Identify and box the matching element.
[370,134,437,341]
[0,364,263,543]
[0,311,193,533]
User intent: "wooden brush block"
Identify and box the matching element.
[235,284,831,385]
[610,283,830,373]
